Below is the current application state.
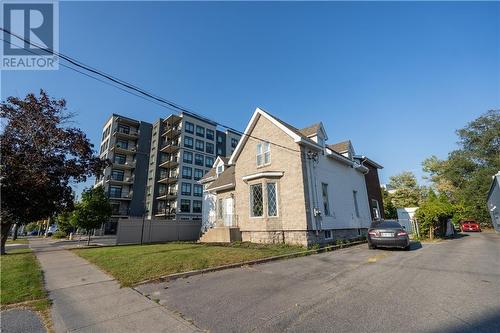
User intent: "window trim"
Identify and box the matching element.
[184,121,194,134]
[266,181,279,218]
[249,183,264,218]
[256,142,271,167]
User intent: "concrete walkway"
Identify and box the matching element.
[30,239,200,333]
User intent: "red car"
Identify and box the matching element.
[461,220,481,232]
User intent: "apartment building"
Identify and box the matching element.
[95,114,152,225]
[146,113,241,220]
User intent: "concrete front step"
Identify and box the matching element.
[199,227,242,243]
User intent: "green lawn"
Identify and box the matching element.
[6,238,29,245]
[0,249,48,308]
[73,242,305,286]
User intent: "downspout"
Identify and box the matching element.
[306,150,321,235]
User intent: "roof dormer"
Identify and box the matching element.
[299,122,328,147]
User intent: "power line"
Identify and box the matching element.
[1,28,302,154]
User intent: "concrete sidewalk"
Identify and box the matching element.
[30,239,200,333]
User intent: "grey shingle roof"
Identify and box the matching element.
[299,123,322,137]
[206,166,235,191]
[327,140,351,154]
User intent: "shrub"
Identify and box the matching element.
[52,230,67,239]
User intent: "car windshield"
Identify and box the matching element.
[370,221,402,229]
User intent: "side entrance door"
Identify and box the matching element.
[223,197,234,227]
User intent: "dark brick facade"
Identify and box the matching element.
[364,162,384,220]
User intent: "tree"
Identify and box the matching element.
[388,171,422,208]
[381,188,397,219]
[415,190,455,240]
[71,186,112,245]
[0,90,105,254]
[55,211,76,234]
[422,110,500,227]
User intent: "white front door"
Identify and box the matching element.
[223,197,234,227]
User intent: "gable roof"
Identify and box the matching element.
[229,108,322,164]
[299,122,328,140]
[327,140,351,154]
[199,156,230,183]
[206,166,235,192]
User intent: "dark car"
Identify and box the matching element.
[460,220,481,232]
[368,221,410,251]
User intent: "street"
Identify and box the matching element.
[136,232,500,333]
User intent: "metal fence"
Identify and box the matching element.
[116,218,202,245]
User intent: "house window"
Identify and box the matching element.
[206,142,214,154]
[181,182,191,195]
[206,129,214,140]
[195,139,204,151]
[195,154,204,166]
[256,142,270,166]
[184,136,193,148]
[371,199,380,219]
[116,139,128,149]
[196,126,205,137]
[111,169,124,181]
[250,184,263,217]
[353,190,360,218]
[185,121,194,134]
[114,154,126,164]
[183,151,193,164]
[182,166,192,179]
[180,199,190,212]
[322,183,330,216]
[267,182,278,217]
[193,184,203,197]
[194,169,204,181]
[216,165,224,175]
[218,198,223,219]
[231,138,238,148]
[193,200,202,213]
[205,156,214,168]
[325,230,333,240]
[109,186,122,198]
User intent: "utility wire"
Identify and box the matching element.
[1,28,302,153]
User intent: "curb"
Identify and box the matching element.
[133,240,367,287]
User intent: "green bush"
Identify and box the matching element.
[52,230,67,239]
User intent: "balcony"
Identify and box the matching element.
[112,160,136,170]
[159,156,179,169]
[158,173,178,184]
[155,205,177,217]
[157,190,178,201]
[160,140,180,154]
[106,175,134,185]
[109,192,133,201]
[163,125,181,139]
[111,143,137,155]
[113,128,139,140]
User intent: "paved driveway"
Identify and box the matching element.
[137,232,500,333]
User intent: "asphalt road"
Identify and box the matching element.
[137,232,500,333]
[0,309,45,333]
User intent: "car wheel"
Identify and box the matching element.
[404,244,411,251]
[368,244,376,250]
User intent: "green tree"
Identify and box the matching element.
[422,110,500,227]
[415,190,455,240]
[388,171,422,208]
[55,211,76,234]
[381,188,397,219]
[0,90,106,254]
[71,186,112,245]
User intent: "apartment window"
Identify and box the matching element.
[195,139,204,151]
[111,203,121,215]
[353,190,360,218]
[194,169,204,181]
[184,136,193,148]
[185,121,194,134]
[217,147,223,156]
[250,184,263,217]
[181,182,192,195]
[322,183,330,216]
[110,186,122,198]
[206,129,214,140]
[158,184,166,195]
[325,230,333,240]
[100,140,108,154]
[180,199,191,213]
[267,182,278,217]
[116,139,128,149]
[196,125,205,137]
[117,124,130,134]
[183,151,193,164]
[256,142,270,166]
[217,135,223,143]
[195,154,204,166]
[206,142,214,154]
[193,184,203,197]
[193,200,202,213]
[111,169,124,181]
[205,156,214,168]
[114,154,126,164]
[218,198,223,219]
[182,166,192,179]
[231,138,238,148]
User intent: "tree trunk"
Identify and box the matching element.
[87,231,91,246]
[1,222,13,255]
[12,223,19,241]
